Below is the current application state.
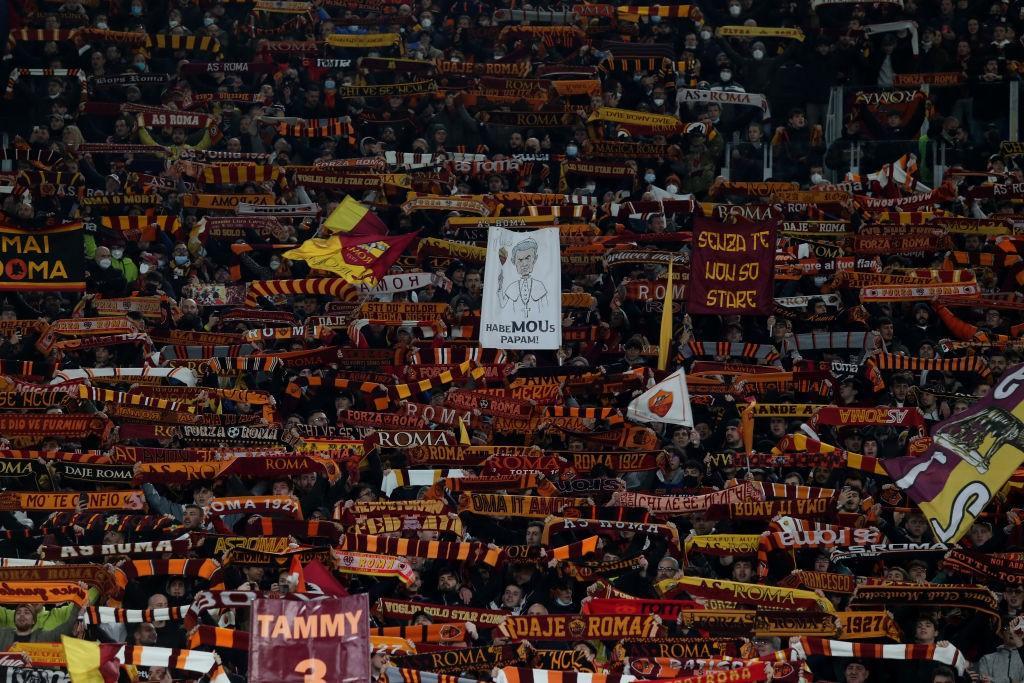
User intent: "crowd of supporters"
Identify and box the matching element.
[0,0,1023,681]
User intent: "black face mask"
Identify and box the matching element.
[681,475,701,488]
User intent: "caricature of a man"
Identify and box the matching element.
[497,238,548,317]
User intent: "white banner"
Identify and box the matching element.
[480,227,561,349]
[676,88,771,120]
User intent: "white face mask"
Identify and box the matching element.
[644,172,656,183]
[810,172,824,184]
[720,70,732,82]
[269,260,281,270]
[421,18,432,28]
[96,21,108,29]
[729,5,741,15]
[98,258,112,269]
[111,248,124,260]
[700,29,712,40]
[169,19,179,28]
[653,97,665,106]
[752,49,765,60]
[585,182,597,193]
[204,16,215,26]
[666,184,679,194]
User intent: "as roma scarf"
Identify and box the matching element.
[0,414,109,437]
[392,644,529,674]
[703,497,834,521]
[0,564,118,597]
[330,549,415,585]
[809,406,925,430]
[609,483,761,514]
[39,539,191,561]
[543,517,680,550]
[628,661,769,683]
[583,597,705,622]
[567,451,660,472]
[684,535,763,560]
[848,584,1000,623]
[838,611,904,640]
[497,614,659,640]
[0,491,143,512]
[942,548,1024,585]
[613,638,742,662]
[458,494,589,518]
[377,599,507,627]
[372,624,467,644]
[0,581,89,605]
[206,496,302,520]
[657,577,835,613]
[562,555,645,581]
[355,515,463,538]
[337,533,503,567]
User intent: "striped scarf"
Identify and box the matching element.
[390,360,485,403]
[598,57,677,78]
[384,669,478,683]
[78,386,195,413]
[101,215,181,240]
[866,352,991,381]
[244,278,360,307]
[114,559,224,590]
[682,341,781,365]
[201,163,284,187]
[202,356,281,374]
[337,533,504,566]
[495,670,636,683]
[5,68,86,102]
[84,605,189,624]
[118,645,229,683]
[187,625,249,650]
[616,4,702,18]
[790,639,967,674]
[277,117,356,144]
[408,347,506,364]
[782,331,879,353]
[147,34,221,54]
[946,251,1024,286]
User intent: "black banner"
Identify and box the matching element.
[0,224,85,292]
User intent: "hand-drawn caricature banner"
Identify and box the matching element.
[481,227,562,350]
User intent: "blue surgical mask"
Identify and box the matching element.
[644,172,656,183]
[134,62,146,72]
[174,255,189,266]
[204,16,215,26]
[130,5,142,15]
[565,145,578,157]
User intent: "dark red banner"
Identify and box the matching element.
[687,216,775,316]
[249,595,369,683]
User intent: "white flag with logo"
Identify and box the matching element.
[480,226,561,349]
[627,369,694,426]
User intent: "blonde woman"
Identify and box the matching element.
[61,125,84,150]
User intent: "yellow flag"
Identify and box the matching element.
[62,635,119,683]
[457,418,471,445]
[657,260,674,371]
